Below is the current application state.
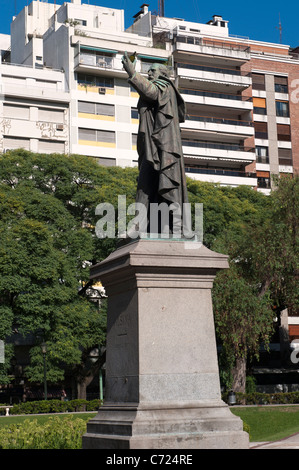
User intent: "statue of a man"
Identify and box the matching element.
[122,52,189,236]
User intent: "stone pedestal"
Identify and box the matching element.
[82,239,249,449]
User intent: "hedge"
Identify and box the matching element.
[223,391,299,405]
[0,415,87,449]
[0,398,102,415]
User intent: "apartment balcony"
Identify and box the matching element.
[182,140,256,164]
[74,49,125,78]
[185,167,257,187]
[182,115,254,139]
[180,89,253,112]
[177,62,251,92]
[174,36,251,65]
[0,62,69,102]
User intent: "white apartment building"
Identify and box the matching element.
[0,0,298,191]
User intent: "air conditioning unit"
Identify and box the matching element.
[56,124,64,131]
[98,87,106,94]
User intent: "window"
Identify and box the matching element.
[79,128,96,142]
[39,140,65,154]
[256,146,269,164]
[132,134,137,149]
[253,97,266,115]
[3,137,30,150]
[75,19,87,26]
[96,103,114,116]
[96,130,115,144]
[140,60,155,73]
[80,50,113,68]
[131,108,138,120]
[39,108,65,123]
[278,148,292,166]
[276,100,289,117]
[78,128,115,145]
[78,101,115,117]
[3,104,30,120]
[140,58,167,73]
[277,124,291,141]
[252,73,265,91]
[257,177,271,189]
[77,73,114,89]
[254,121,268,139]
[274,76,288,94]
[78,101,94,114]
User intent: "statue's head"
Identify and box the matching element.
[148,63,171,81]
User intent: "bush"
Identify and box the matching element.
[223,391,299,406]
[0,415,87,449]
[243,421,251,440]
[2,398,102,416]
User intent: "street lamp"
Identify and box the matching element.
[41,342,47,400]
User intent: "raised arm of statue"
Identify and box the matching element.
[122,52,161,102]
[121,52,136,78]
[129,73,160,103]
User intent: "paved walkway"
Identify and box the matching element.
[250,432,299,449]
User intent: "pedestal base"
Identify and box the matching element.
[82,239,249,449]
[82,401,248,449]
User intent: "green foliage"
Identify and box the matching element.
[246,375,257,394]
[211,175,298,387]
[186,178,268,248]
[224,391,299,406]
[0,149,297,396]
[0,415,87,449]
[242,421,251,440]
[4,398,101,415]
[213,266,273,361]
[0,150,116,385]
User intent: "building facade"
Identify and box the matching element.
[0,0,298,194]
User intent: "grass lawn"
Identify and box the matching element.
[231,406,299,442]
[2,408,299,444]
[0,412,97,429]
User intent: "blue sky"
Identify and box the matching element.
[0,0,298,47]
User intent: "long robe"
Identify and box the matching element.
[128,72,188,233]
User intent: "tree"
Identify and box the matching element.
[211,174,299,392]
[0,150,137,398]
[2,149,296,399]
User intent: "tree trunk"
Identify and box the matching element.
[77,374,95,400]
[232,356,246,392]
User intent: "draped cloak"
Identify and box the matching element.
[128,72,188,215]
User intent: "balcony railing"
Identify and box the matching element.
[182,140,255,152]
[176,62,251,77]
[185,167,257,178]
[185,114,253,127]
[79,53,114,69]
[174,35,250,53]
[180,88,252,102]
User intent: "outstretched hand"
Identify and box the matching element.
[122,52,136,78]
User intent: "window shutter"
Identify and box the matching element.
[78,101,95,114]
[96,103,114,116]
[253,97,266,108]
[96,130,115,143]
[79,128,96,141]
[39,140,65,153]
[3,104,30,120]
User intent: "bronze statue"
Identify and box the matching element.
[122,52,189,236]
